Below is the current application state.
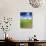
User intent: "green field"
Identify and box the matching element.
[20,19,32,28]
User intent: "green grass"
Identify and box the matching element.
[20,19,32,28]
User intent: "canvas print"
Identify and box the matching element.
[20,12,32,28]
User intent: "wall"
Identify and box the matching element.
[0,0,46,40]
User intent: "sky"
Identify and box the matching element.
[20,12,32,17]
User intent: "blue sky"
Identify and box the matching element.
[20,12,32,17]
